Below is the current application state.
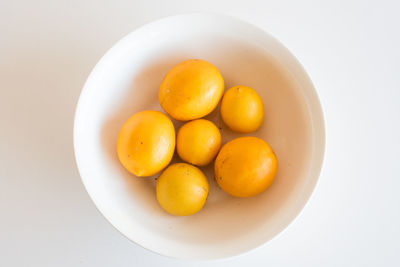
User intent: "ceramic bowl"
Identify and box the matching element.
[74,13,325,260]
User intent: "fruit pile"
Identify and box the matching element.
[117,59,278,216]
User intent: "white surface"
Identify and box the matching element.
[0,0,399,266]
[73,13,325,259]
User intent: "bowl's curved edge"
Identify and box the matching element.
[72,14,177,260]
[73,12,326,261]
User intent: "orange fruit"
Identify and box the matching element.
[117,110,175,177]
[214,136,278,197]
[159,59,224,121]
[177,119,221,166]
[220,85,264,133]
[156,163,209,216]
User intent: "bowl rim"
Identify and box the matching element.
[73,12,326,260]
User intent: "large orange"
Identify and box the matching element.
[156,163,209,216]
[214,136,278,197]
[158,59,224,121]
[117,110,175,177]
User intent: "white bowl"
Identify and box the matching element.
[74,13,325,260]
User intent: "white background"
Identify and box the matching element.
[1,0,399,266]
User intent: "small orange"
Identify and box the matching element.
[220,85,264,133]
[177,119,221,166]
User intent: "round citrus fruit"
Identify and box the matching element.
[117,110,175,177]
[156,163,209,216]
[214,136,278,197]
[177,119,221,166]
[220,85,264,133]
[159,59,224,121]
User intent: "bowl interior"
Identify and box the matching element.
[74,14,325,259]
